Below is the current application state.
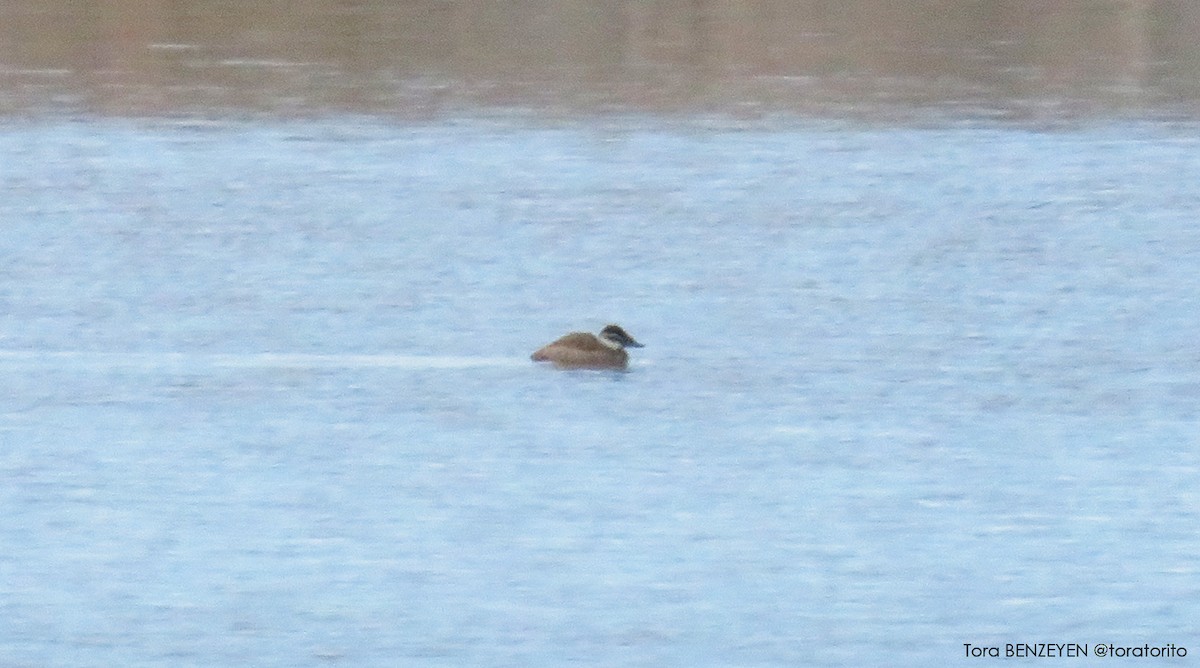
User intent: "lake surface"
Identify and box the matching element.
[3,1,1200,666]
[3,117,1199,666]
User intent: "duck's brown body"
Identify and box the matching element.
[531,325,643,370]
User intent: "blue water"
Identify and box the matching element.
[2,118,1199,666]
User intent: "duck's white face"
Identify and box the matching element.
[598,331,624,350]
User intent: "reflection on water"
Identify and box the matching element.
[2,0,1199,119]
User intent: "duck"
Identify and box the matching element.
[531,324,644,370]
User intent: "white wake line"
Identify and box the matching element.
[0,350,526,370]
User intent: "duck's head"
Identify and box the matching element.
[599,324,644,349]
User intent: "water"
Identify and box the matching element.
[3,118,1199,666]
